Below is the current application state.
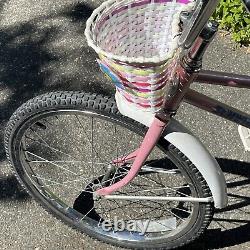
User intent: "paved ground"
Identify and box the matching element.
[0,1,249,249]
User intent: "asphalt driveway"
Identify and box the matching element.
[0,1,250,249]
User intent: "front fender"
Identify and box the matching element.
[116,92,228,208]
[164,119,228,208]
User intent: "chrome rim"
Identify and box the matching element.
[14,109,200,242]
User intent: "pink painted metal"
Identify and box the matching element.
[96,117,167,196]
[112,149,139,165]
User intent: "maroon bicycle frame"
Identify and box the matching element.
[187,70,250,129]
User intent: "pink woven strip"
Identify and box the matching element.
[122,81,166,92]
[95,0,191,30]
[100,57,171,86]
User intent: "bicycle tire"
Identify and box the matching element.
[5,91,214,249]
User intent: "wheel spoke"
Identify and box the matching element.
[134,173,191,197]
[25,134,77,160]
[75,115,111,167]
[32,175,95,190]
[25,151,79,176]
[8,103,210,245]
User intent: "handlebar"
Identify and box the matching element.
[178,0,220,49]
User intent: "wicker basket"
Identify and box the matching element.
[85,0,194,113]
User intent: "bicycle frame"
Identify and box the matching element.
[95,0,250,202]
[190,71,250,129]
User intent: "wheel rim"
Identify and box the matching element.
[12,109,200,243]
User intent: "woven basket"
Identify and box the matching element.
[85,0,194,113]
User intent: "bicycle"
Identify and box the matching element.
[4,0,250,249]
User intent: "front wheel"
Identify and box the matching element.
[5,91,214,249]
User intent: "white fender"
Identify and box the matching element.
[116,92,228,208]
[163,119,228,208]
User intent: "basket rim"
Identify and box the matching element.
[85,0,194,64]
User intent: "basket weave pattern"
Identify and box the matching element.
[85,0,194,112]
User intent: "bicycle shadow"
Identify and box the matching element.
[183,158,250,250]
[0,157,249,249]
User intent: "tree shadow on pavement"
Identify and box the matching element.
[0,23,59,122]
[62,1,94,22]
[0,22,56,164]
[0,2,114,163]
[0,175,29,201]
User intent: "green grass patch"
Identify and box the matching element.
[212,0,250,45]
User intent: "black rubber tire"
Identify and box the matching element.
[5,91,214,249]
